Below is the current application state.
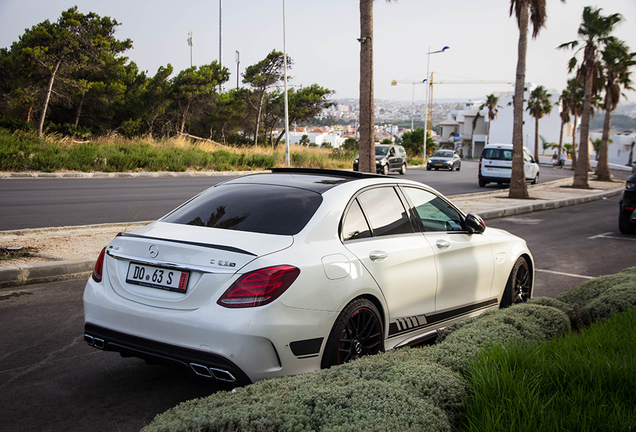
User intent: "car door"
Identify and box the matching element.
[401,186,496,316]
[387,146,399,171]
[341,186,438,334]
[523,149,538,180]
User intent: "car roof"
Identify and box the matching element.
[484,143,513,148]
[219,168,386,194]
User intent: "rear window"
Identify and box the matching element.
[162,184,323,235]
[482,148,512,161]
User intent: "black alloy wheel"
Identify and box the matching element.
[382,164,389,175]
[500,257,532,308]
[321,299,383,368]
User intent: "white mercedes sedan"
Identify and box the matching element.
[84,169,533,384]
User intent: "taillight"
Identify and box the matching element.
[92,247,106,283]
[217,266,300,308]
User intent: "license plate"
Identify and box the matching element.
[435,164,443,167]
[126,262,189,293]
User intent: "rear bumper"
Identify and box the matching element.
[479,174,511,184]
[84,323,251,383]
[83,276,335,383]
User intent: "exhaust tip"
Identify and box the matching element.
[190,363,213,378]
[84,334,105,349]
[209,368,237,383]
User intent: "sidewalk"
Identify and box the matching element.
[0,176,625,289]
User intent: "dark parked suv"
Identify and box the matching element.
[353,144,407,175]
[619,166,636,234]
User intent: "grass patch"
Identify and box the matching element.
[0,128,358,172]
[460,306,636,432]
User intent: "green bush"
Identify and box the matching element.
[556,267,636,326]
[428,304,570,372]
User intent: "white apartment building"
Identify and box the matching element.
[441,83,635,166]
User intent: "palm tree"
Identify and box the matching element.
[595,38,636,180]
[559,6,623,188]
[479,94,501,145]
[564,78,585,169]
[526,85,553,162]
[358,0,392,173]
[557,87,571,164]
[508,0,564,199]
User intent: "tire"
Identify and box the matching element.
[400,163,407,175]
[531,173,539,185]
[426,166,432,171]
[500,257,532,308]
[321,298,383,368]
[382,164,389,175]
[456,163,461,172]
[479,179,486,187]
[619,211,636,234]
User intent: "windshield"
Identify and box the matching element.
[162,184,323,235]
[482,148,513,161]
[375,146,389,156]
[433,151,453,158]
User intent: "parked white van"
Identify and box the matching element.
[478,144,539,187]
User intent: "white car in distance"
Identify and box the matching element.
[84,169,534,384]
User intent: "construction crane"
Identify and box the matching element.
[423,73,513,133]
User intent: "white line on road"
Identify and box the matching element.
[588,232,636,241]
[536,269,594,280]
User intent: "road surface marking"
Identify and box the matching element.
[536,269,594,280]
[588,232,636,241]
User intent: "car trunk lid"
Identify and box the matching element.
[103,221,293,310]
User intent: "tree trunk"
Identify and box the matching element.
[573,68,593,188]
[629,142,634,167]
[509,1,529,199]
[358,0,374,173]
[571,115,578,169]
[253,89,266,146]
[486,121,491,145]
[595,92,612,181]
[558,118,565,162]
[534,116,540,162]
[74,93,85,127]
[37,58,62,138]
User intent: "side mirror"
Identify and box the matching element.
[465,213,486,234]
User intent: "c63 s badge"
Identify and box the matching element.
[210,259,236,268]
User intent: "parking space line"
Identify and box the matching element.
[588,232,636,241]
[536,269,594,280]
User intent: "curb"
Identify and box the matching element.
[0,170,265,179]
[0,258,94,289]
[477,187,623,220]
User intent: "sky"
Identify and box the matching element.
[1,0,635,104]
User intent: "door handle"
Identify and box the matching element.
[369,251,388,262]
[436,240,451,250]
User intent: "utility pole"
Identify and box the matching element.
[187,32,193,68]
[219,0,223,92]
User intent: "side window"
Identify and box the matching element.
[342,200,371,241]
[356,187,413,237]
[523,150,532,162]
[403,187,464,232]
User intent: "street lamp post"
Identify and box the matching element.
[282,0,290,166]
[423,45,449,159]
[235,51,240,89]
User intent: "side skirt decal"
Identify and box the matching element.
[388,298,498,337]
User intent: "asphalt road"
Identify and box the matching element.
[0,161,590,231]
[1,195,634,432]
